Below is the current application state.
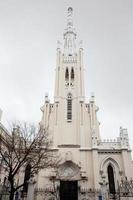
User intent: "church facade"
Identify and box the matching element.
[0,7,133,200]
[35,7,133,200]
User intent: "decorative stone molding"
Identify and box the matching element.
[65,151,73,161]
[79,187,100,200]
[100,156,121,173]
[57,161,80,180]
[58,144,80,148]
[80,171,87,179]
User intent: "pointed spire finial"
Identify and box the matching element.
[63,7,76,56]
[57,40,61,49]
[67,7,73,29]
[79,40,83,49]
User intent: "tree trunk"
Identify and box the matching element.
[9,178,15,200]
[9,190,15,200]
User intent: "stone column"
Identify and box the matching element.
[92,149,99,189]
[92,128,99,189]
[27,176,36,200]
[121,150,132,179]
[99,175,108,200]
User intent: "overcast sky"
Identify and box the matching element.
[0,0,133,148]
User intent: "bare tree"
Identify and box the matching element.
[0,123,57,200]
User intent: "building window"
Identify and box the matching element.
[107,165,116,194]
[65,68,69,80]
[67,93,72,121]
[71,68,74,80]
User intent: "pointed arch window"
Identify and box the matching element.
[65,68,69,81]
[23,164,31,193]
[107,165,116,194]
[67,93,72,121]
[71,68,74,80]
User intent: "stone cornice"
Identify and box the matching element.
[58,144,80,148]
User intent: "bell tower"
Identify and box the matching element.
[39,7,133,196]
[41,7,100,148]
[53,7,86,146]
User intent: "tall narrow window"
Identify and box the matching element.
[108,165,116,194]
[23,164,31,193]
[65,68,69,80]
[67,93,72,121]
[71,68,74,80]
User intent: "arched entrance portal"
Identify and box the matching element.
[58,161,80,200]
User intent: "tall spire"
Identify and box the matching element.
[63,7,77,57]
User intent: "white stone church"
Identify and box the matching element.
[0,7,133,200]
[34,7,133,200]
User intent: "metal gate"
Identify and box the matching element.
[109,177,133,200]
[34,186,99,200]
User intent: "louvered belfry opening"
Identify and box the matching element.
[65,68,69,80]
[71,67,74,80]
